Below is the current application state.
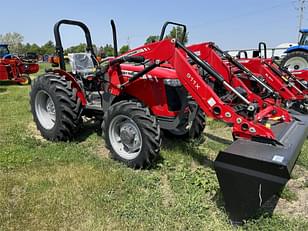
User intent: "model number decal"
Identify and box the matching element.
[122,70,157,81]
[207,98,216,107]
[123,47,151,57]
[272,155,284,163]
[186,73,200,90]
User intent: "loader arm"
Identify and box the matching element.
[236,57,305,99]
[108,39,292,141]
[185,42,293,116]
[274,60,308,91]
[257,41,307,92]
[187,43,275,105]
[262,60,305,96]
[186,42,308,113]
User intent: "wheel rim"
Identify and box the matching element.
[35,90,56,130]
[285,57,308,71]
[109,115,142,160]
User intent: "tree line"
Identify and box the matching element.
[0,26,188,57]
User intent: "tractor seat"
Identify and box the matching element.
[68,53,95,77]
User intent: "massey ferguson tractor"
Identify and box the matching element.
[0,44,39,85]
[30,19,308,222]
[236,42,308,96]
[187,42,308,114]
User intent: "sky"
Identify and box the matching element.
[0,0,305,50]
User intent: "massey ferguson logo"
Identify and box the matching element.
[186,73,200,90]
[124,47,151,57]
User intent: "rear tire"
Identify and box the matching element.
[280,51,308,71]
[102,100,161,168]
[30,74,82,141]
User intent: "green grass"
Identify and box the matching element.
[0,64,308,230]
[280,187,298,202]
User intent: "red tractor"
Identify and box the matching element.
[236,43,308,96]
[0,44,39,85]
[291,68,308,89]
[186,42,308,114]
[30,20,308,222]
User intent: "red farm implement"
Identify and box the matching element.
[0,44,39,85]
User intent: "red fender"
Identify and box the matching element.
[53,69,87,106]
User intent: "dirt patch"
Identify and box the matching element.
[274,165,308,219]
[160,174,175,208]
[191,160,199,171]
[0,88,9,95]
[94,143,109,159]
[8,185,26,207]
[27,119,110,158]
[27,121,47,142]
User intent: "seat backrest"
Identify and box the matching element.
[68,53,95,76]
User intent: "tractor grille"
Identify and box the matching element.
[165,85,183,111]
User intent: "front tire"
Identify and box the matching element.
[30,74,82,141]
[102,101,161,168]
[281,51,308,71]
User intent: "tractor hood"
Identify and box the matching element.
[300,29,308,33]
[285,44,308,53]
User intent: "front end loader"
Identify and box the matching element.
[236,43,308,95]
[187,42,308,114]
[109,21,308,220]
[29,19,308,223]
[291,69,308,90]
[235,42,308,113]
[106,31,308,221]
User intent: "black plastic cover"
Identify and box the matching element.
[214,114,308,221]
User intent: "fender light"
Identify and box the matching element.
[163,79,182,87]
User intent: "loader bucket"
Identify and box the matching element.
[214,114,308,222]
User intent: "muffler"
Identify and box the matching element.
[214,115,308,222]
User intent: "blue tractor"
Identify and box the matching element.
[281,29,308,71]
[0,44,10,58]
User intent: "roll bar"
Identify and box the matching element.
[54,19,96,70]
[159,21,187,43]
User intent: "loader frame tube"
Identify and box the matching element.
[212,44,275,95]
[176,41,251,105]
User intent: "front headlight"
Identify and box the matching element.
[163,79,182,87]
